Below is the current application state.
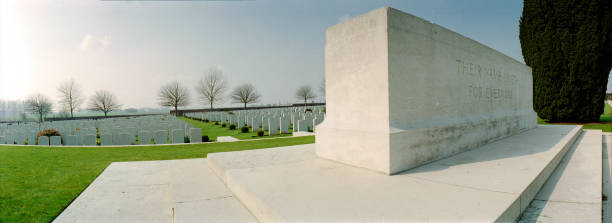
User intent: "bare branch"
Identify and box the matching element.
[296,85,316,104]
[57,78,83,119]
[25,93,53,122]
[158,80,190,115]
[196,67,227,109]
[231,83,261,108]
[87,90,121,116]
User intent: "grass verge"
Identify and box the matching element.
[178,116,293,141]
[0,136,314,223]
[537,104,612,132]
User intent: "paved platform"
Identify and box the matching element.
[216,136,240,142]
[208,125,581,222]
[54,159,256,223]
[519,130,602,223]
[292,132,315,137]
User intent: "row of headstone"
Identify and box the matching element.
[0,115,202,146]
[183,106,326,135]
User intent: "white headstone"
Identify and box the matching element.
[100,134,112,146]
[154,130,168,144]
[50,136,61,146]
[280,116,290,134]
[64,135,78,146]
[84,134,97,146]
[268,118,279,135]
[38,136,49,146]
[171,129,183,144]
[252,117,261,132]
[139,131,151,145]
[190,128,202,143]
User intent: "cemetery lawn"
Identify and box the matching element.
[179,116,294,141]
[537,104,612,132]
[0,136,314,223]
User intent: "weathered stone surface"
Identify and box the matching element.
[209,125,580,222]
[519,130,603,222]
[316,7,537,175]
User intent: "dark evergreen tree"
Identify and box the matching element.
[520,0,612,122]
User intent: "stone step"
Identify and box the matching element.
[207,125,582,222]
[519,130,603,222]
[168,159,258,223]
[54,159,257,223]
[603,133,612,222]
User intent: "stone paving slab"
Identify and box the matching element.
[519,130,602,223]
[605,133,612,223]
[54,159,256,223]
[53,161,174,223]
[216,136,239,142]
[209,125,581,222]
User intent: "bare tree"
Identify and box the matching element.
[25,93,53,122]
[57,78,84,119]
[196,67,227,109]
[296,85,316,105]
[158,81,190,116]
[231,83,261,108]
[88,90,121,117]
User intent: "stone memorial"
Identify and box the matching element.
[38,136,49,146]
[190,128,202,143]
[316,7,537,175]
[50,136,62,146]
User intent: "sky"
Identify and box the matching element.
[1,0,610,110]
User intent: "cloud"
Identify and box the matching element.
[79,34,111,51]
[338,14,351,23]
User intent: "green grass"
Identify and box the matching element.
[537,103,612,132]
[179,116,293,141]
[0,136,314,223]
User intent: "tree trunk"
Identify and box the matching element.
[244,102,247,108]
[70,109,74,119]
[104,111,107,117]
[175,106,178,116]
